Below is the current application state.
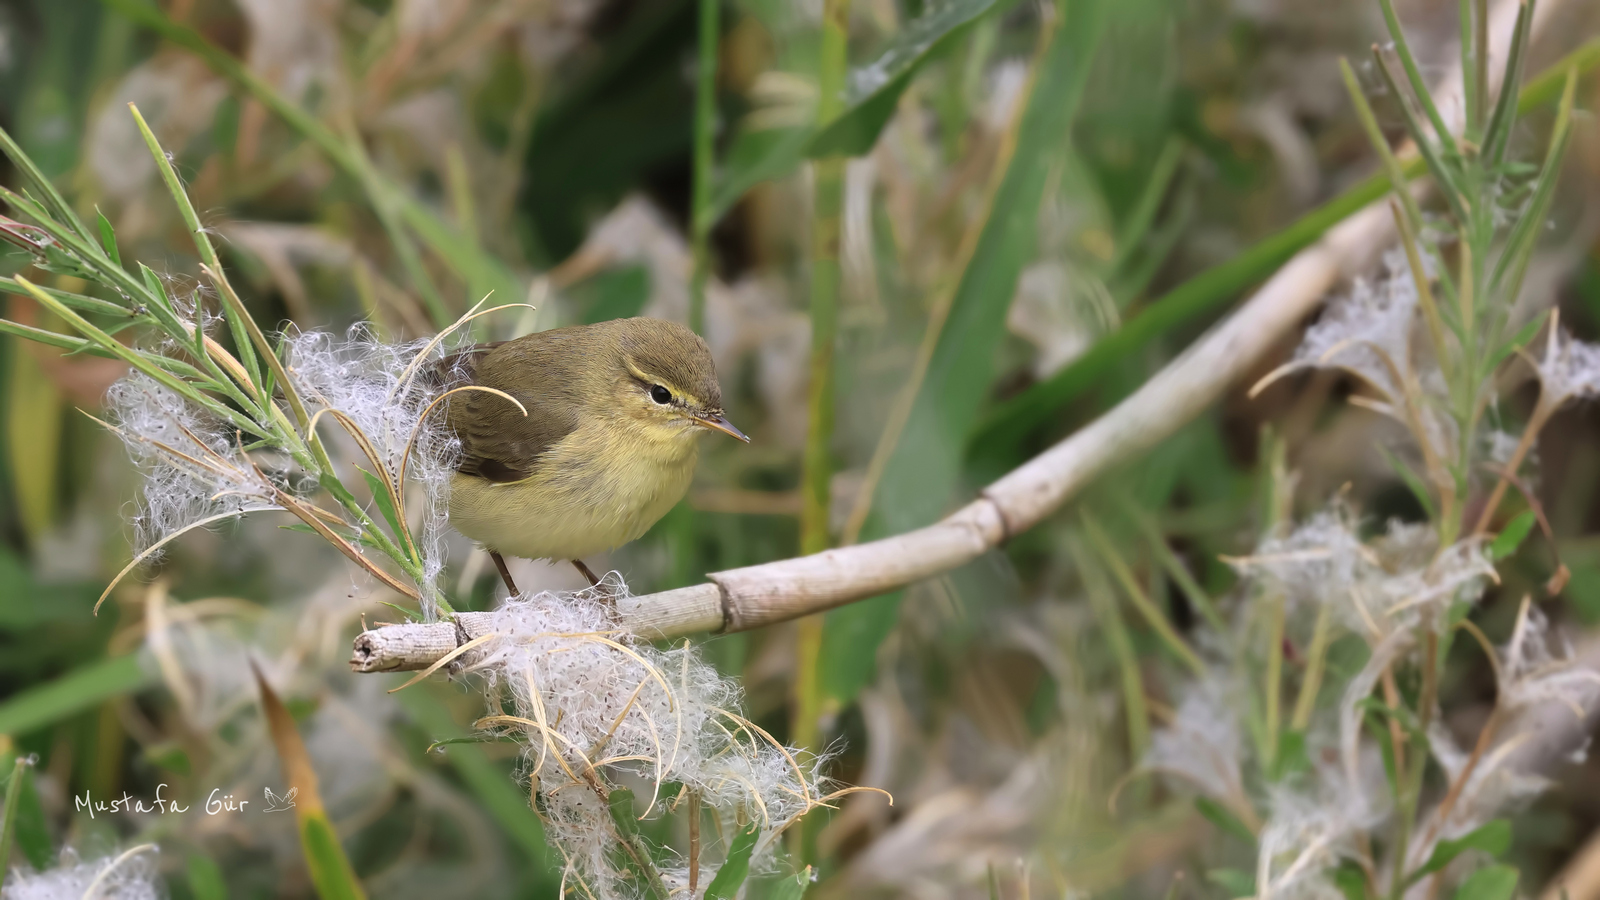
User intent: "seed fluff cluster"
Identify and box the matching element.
[0,846,162,900]
[459,575,837,897]
[103,322,469,617]
[282,325,468,611]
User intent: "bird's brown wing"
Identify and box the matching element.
[443,335,584,483]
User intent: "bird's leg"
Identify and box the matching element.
[490,550,520,595]
[572,559,602,588]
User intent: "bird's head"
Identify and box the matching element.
[607,319,749,446]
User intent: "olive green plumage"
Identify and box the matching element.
[441,317,747,566]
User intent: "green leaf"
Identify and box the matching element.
[813,0,999,154]
[0,750,48,871]
[1270,729,1311,781]
[1452,865,1518,900]
[1332,862,1369,900]
[717,0,998,210]
[821,0,1108,705]
[143,744,193,776]
[423,735,521,754]
[1565,563,1600,623]
[358,468,406,542]
[0,755,29,876]
[571,264,652,324]
[0,276,138,318]
[709,126,813,222]
[749,868,812,900]
[1410,821,1513,885]
[126,102,264,387]
[1489,510,1537,561]
[187,852,229,900]
[608,788,642,840]
[254,664,368,900]
[1206,868,1256,899]
[1194,797,1255,845]
[606,788,670,899]
[138,262,171,309]
[300,815,366,900]
[1481,0,1533,165]
[1377,444,1438,521]
[1484,314,1545,376]
[0,654,157,736]
[704,823,762,899]
[806,71,915,159]
[96,207,122,268]
[0,122,90,240]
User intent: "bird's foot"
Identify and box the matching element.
[572,559,601,588]
[572,560,616,605]
[490,550,520,596]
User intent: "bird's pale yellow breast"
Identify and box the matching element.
[446,415,699,562]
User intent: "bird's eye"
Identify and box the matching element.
[649,384,672,404]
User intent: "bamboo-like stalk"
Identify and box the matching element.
[350,0,1547,675]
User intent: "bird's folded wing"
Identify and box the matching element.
[444,342,582,484]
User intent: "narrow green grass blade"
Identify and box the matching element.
[793,0,856,761]
[1375,0,1458,164]
[1480,0,1532,165]
[1491,67,1576,302]
[0,755,28,876]
[19,276,266,437]
[299,815,367,900]
[0,122,90,240]
[971,36,1600,455]
[127,102,262,387]
[1109,136,1185,279]
[688,0,720,334]
[819,0,1107,705]
[0,654,156,737]
[1,185,187,337]
[254,664,368,900]
[0,316,100,353]
[704,824,760,899]
[0,276,136,318]
[0,753,50,871]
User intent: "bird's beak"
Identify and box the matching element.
[694,412,751,443]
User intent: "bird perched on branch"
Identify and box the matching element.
[440,317,748,594]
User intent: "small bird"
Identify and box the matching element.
[441,317,748,593]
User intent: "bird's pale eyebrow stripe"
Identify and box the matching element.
[624,361,703,407]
